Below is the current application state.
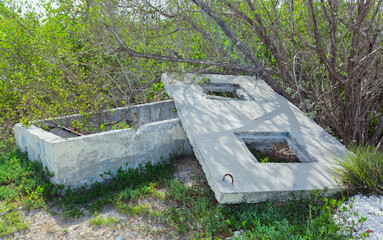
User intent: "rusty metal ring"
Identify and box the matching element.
[223,173,234,185]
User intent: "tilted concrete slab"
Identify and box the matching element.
[162,73,348,204]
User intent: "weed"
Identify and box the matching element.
[160,178,351,239]
[88,197,112,213]
[105,216,122,228]
[48,154,178,218]
[60,205,84,219]
[0,149,56,207]
[117,203,151,217]
[197,76,211,85]
[21,186,46,210]
[336,145,383,195]
[0,202,28,237]
[89,213,106,228]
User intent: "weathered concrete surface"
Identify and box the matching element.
[162,73,349,204]
[14,100,192,188]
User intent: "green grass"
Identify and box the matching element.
[336,145,383,195]
[0,140,355,239]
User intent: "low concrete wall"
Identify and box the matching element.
[14,100,193,188]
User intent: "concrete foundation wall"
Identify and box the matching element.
[14,100,193,188]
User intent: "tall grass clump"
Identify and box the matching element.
[336,146,383,195]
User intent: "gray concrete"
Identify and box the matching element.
[14,100,192,188]
[162,73,349,204]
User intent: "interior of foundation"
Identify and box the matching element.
[237,133,312,163]
[245,142,300,163]
[36,101,179,138]
[201,83,253,101]
[205,90,240,99]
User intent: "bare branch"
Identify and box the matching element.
[101,18,262,72]
[355,47,383,68]
[183,16,238,64]
[307,0,346,83]
[287,0,316,50]
[370,114,383,146]
[191,0,262,68]
[222,0,294,86]
[143,0,177,18]
[191,0,295,103]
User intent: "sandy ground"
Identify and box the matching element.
[5,156,203,240]
[7,155,379,240]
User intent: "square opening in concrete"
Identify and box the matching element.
[205,90,240,100]
[201,83,253,100]
[246,142,299,163]
[236,132,313,163]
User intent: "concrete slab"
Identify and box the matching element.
[162,73,348,204]
[15,100,193,188]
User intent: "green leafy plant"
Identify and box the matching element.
[0,202,28,237]
[197,76,211,85]
[0,140,353,239]
[163,176,350,239]
[90,213,105,228]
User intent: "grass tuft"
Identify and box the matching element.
[336,145,383,195]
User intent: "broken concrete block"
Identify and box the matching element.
[14,100,192,188]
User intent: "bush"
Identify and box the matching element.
[336,146,383,195]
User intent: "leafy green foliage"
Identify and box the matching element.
[163,178,350,239]
[0,149,55,207]
[0,0,174,138]
[336,145,383,195]
[89,214,122,229]
[0,0,379,238]
[0,142,353,239]
[0,202,28,237]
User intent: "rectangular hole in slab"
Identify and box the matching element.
[245,141,299,163]
[205,90,240,100]
[200,83,253,101]
[236,132,312,163]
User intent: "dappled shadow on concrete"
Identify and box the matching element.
[163,73,348,203]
